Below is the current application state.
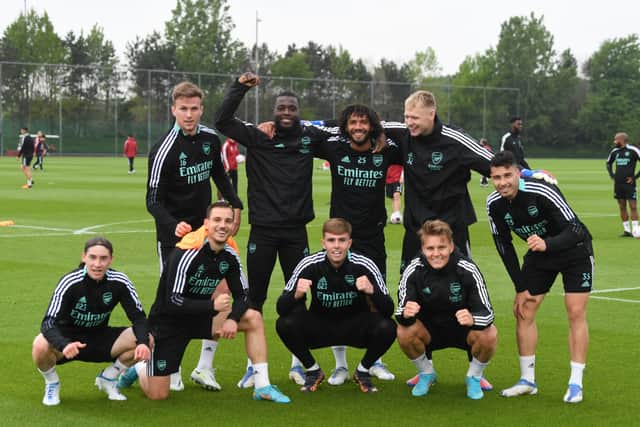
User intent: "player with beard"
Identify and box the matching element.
[500,116,530,169]
[312,104,401,384]
[215,72,339,386]
[606,132,640,237]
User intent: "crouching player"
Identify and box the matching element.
[276,218,396,394]
[122,201,289,403]
[396,220,497,400]
[32,237,151,406]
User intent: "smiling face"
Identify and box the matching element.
[322,231,352,268]
[404,104,436,137]
[490,164,521,200]
[172,96,203,136]
[346,113,372,147]
[82,245,113,281]
[421,234,454,270]
[274,95,300,130]
[204,206,234,246]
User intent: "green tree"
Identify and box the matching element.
[372,59,411,121]
[578,35,640,147]
[405,47,442,85]
[165,0,247,74]
[0,9,66,126]
[165,0,248,114]
[63,25,120,140]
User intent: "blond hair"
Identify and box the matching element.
[405,90,437,110]
[418,219,452,244]
[322,218,352,237]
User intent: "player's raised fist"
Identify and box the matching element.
[238,72,260,87]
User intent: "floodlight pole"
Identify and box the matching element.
[254,11,261,123]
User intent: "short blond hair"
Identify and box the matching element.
[172,81,204,104]
[614,132,628,143]
[405,90,437,110]
[418,219,452,244]
[322,218,352,237]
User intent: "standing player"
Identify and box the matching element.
[381,90,495,390]
[221,138,240,193]
[146,81,243,392]
[32,237,151,406]
[487,151,593,403]
[18,127,35,188]
[123,134,138,174]
[275,218,396,394]
[386,165,404,223]
[478,138,494,187]
[500,116,530,169]
[33,131,48,171]
[215,72,338,385]
[312,104,400,384]
[396,220,497,400]
[606,132,640,237]
[123,202,289,403]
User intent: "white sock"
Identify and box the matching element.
[102,359,128,379]
[252,362,270,389]
[197,339,218,370]
[624,221,631,233]
[291,354,303,368]
[332,346,348,369]
[633,221,639,235]
[411,353,434,374]
[246,358,252,370]
[38,366,60,384]
[519,355,536,383]
[307,363,320,371]
[569,361,585,387]
[356,362,369,373]
[134,361,147,378]
[374,357,383,365]
[466,357,488,378]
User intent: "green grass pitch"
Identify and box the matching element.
[1,156,638,426]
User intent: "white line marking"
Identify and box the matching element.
[592,287,640,294]
[0,230,155,238]
[73,219,152,235]
[590,296,640,304]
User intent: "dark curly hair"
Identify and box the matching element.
[338,104,382,141]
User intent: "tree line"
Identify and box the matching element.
[1,0,639,155]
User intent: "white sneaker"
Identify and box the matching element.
[42,381,60,406]
[390,211,403,224]
[95,373,127,401]
[563,383,583,403]
[288,365,305,386]
[190,368,222,391]
[170,371,184,391]
[369,362,395,380]
[328,367,349,385]
[237,366,255,389]
[500,378,538,397]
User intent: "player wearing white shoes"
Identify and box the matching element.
[216,72,350,385]
[396,220,497,400]
[146,81,243,391]
[487,151,593,403]
[310,105,402,384]
[32,237,151,406]
[127,202,289,403]
[276,219,396,394]
[606,132,640,237]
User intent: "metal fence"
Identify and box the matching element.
[0,61,520,155]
